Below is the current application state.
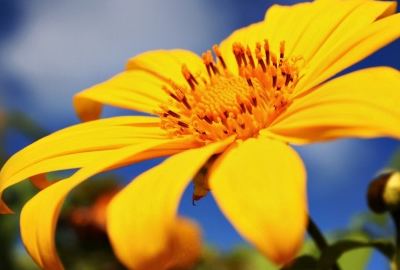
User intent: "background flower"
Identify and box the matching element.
[0,0,400,269]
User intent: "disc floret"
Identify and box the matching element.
[157,40,301,143]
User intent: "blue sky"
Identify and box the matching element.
[1,0,400,269]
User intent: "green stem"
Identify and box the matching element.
[391,210,400,270]
[307,216,341,270]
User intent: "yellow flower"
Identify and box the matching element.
[2,0,400,269]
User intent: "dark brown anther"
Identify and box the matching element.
[203,115,212,124]
[168,110,181,118]
[279,41,285,60]
[190,74,198,85]
[264,39,270,66]
[240,103,246,113]
[258,59,266,72]
[170,93,180,102]
[246,46,255,69]
[247,78,253,87]
[210,62,220,75]
[181,96,191,110]
[178,121,189,128]
[252,97,257,107]
[285,74,291,86]
[205,64,212,77]
[182,65,197,90]
[273,75,277,88]
[218,56,227,69]
[255,43,266,72]
[240,123,245,129]
[233,43,243,67]
[240,50,247,66]
[213,45,226,69]
[187,79,196,90]
[202,52,212,77]
[223,111,229,118]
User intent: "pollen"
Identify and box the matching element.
[156,40,301,143]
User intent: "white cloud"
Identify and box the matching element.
[1,0,236,129]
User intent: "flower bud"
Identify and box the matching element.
[367,171,400,213]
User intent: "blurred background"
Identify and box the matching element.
[1,0,400,269]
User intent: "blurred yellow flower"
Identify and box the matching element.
[2,0,400,269]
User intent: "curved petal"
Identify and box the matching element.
[0,116,198,214]
[74,50,206,121]
[268,67,400,144]
[297,10,400,94]
[219,20,267,72]
[20,138,195,270]
[219,0,396,83]
[209,137,307,264]
[107,136,235,270]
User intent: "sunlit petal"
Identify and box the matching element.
[268,67,400,144]
[74,50,205,121]
[298,11,400,93]
[209,137,307,264]
[283,0,396,65]
[20,138,194,270]
[0,116,196,214]
[107,136,234,270]
[219,20,266,72]
[220,0,398,94]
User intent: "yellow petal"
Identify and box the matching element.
[219,20,267,72]
[209,137,307,264]
[268,67,400,144]
[219,0,397,94]
[107,136,235,270]
[20,138,193,270]
[298,7,400,93]
[284,0,396,65]
[74,50,205,121]
[0,116,197,214]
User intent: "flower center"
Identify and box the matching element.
[157,40,302,143]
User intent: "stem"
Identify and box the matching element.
[307,216,341,270]
[391,210,400,270]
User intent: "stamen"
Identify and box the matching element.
[157,39,302,143]
[202,51,213,77]
[178,121,189,128]
[246,45,255,69]
[168,110,180,118]
[233,43,243,67]
[162,86,180,102]
[280,41,285,60]
[213,45,226,69]
[255,45,266,72]
[271,52,277,68]
[264,39,270,66]
[182,65,196,90]
[181,96,192,110]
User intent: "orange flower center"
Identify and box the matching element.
[157,40,301,143]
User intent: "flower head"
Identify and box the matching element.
[2,0,400,269]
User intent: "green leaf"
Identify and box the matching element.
[318,239,395,270]
[281,255,318,270]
